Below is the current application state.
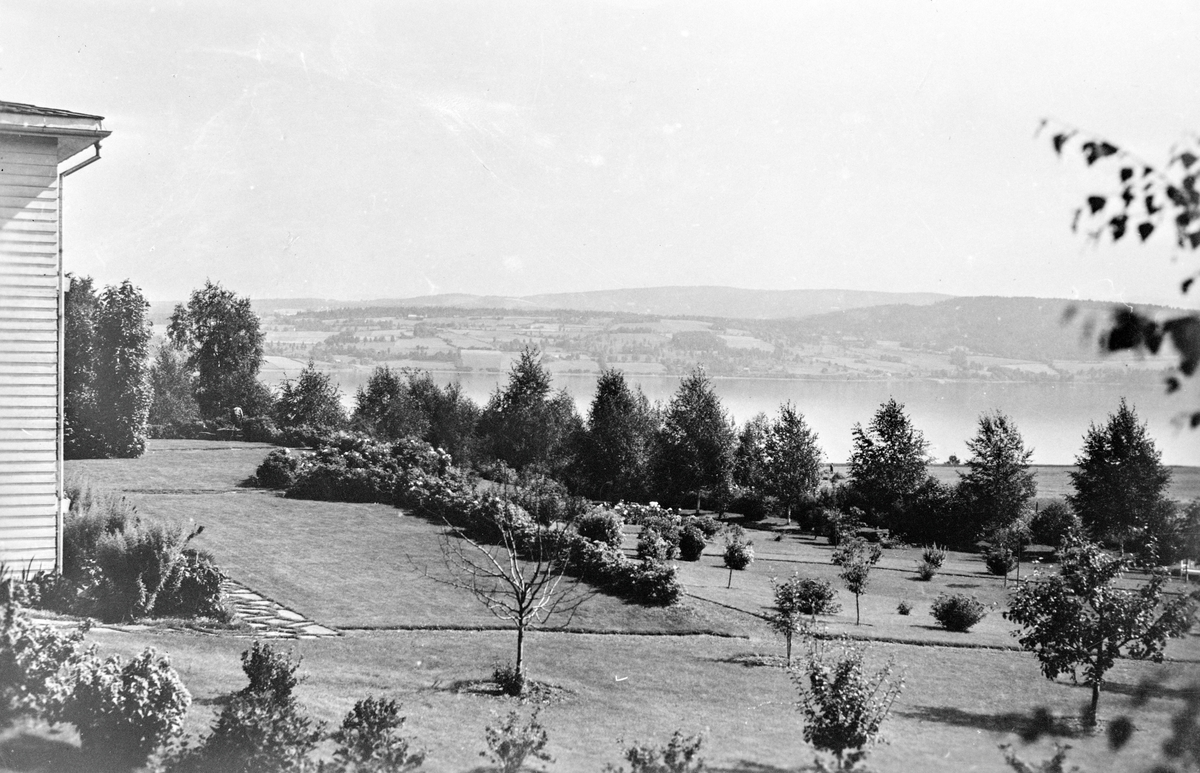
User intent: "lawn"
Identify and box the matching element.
[33,440,1200,772]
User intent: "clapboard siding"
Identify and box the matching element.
[0,133,59,574]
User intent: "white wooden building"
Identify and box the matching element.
[0,101,109,575]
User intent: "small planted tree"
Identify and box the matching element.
[769,573,815,663]
[1005,536,1195,724]
[430,502,589,694]
[722,526,754,588]
[833,536,883,625]
[791,637,904,771]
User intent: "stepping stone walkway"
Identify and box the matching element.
[221,579,340,639]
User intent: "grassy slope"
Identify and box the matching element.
[45,440,1200,773]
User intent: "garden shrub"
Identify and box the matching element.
[682,514,722,539]
[791,638,903,770]
[678,526,707,561]
[788,577,841,617]
[576,510,624,549]
[483,707,552,773]
[88,519,196,622]
[492,662,525,697]
[167,691,322,773]
[564,535,683,606]
[0,603,90,723]
[930,593,988,632]
[254,449,301,489]
[726,488,772,521]
[52,647,191,771]
[921,544,946,569]
[607,730,705,773]
[1030,500,1081,547]
[328,696,425,773]
[240,641,302,704]
[915,560,939,581]
[62,480,136,580]
[153,549,228,621]
[985,546,1017,576]
[637,529,672,562]
[722,527,754,571]
[897,599,913,616]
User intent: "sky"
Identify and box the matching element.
[3,0,1200,306]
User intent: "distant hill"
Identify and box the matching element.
[762,296,1182,361]
[204,287,949,320]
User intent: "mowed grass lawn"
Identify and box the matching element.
[45,440,1200,773]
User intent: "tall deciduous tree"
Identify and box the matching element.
[168,281,269,420]
[477,348,580,475]
[957,411,1037,539]
[1005,536,1194,724]
[653,368,736,511]
[573,369,656,502]
[848,399,931,522]
[1068,400,1173,557]
[762,402,824,522]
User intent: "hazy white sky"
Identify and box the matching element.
[4,1,1199,305]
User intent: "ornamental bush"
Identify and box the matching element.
[921,544,946,569]
[931,593,988,632]
[52,647,191,771]
[608,730,705,773]
[328,696,425,773]
[678,526,707,561]
[576,510,624,549]
[985,546,1017,576]
[789,577,841,618]
[0,603,90,723]
[255,449,301,489]
[483,707,552,773]
[915,560,939,581]
[637,529,673,562]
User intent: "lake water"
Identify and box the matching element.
[279,367,1200,467]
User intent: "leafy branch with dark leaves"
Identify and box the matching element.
[1040,119,1200,426]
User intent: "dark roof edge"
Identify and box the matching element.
[0,100,104,121]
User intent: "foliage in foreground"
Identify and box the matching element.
[791,638,904,771]
[1004,536,1195,723]
[605,730,706,773]
[483,707,553,773]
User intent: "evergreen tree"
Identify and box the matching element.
[762,402,824,522]
[848,399,931,522]
[652,367,735,511]
[1068,399,1173,557]
[167,281,269,419]
[957,410,1037,539]
[573,369,656,502]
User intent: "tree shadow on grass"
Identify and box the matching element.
[708,762,794,773]
[895,705,1082,739]
[0,731,85,773]
[1104,679,1200,702]
[946,582,982,589]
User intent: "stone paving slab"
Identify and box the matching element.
[219,579,340,639]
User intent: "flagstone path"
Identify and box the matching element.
[220,579,340,639]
